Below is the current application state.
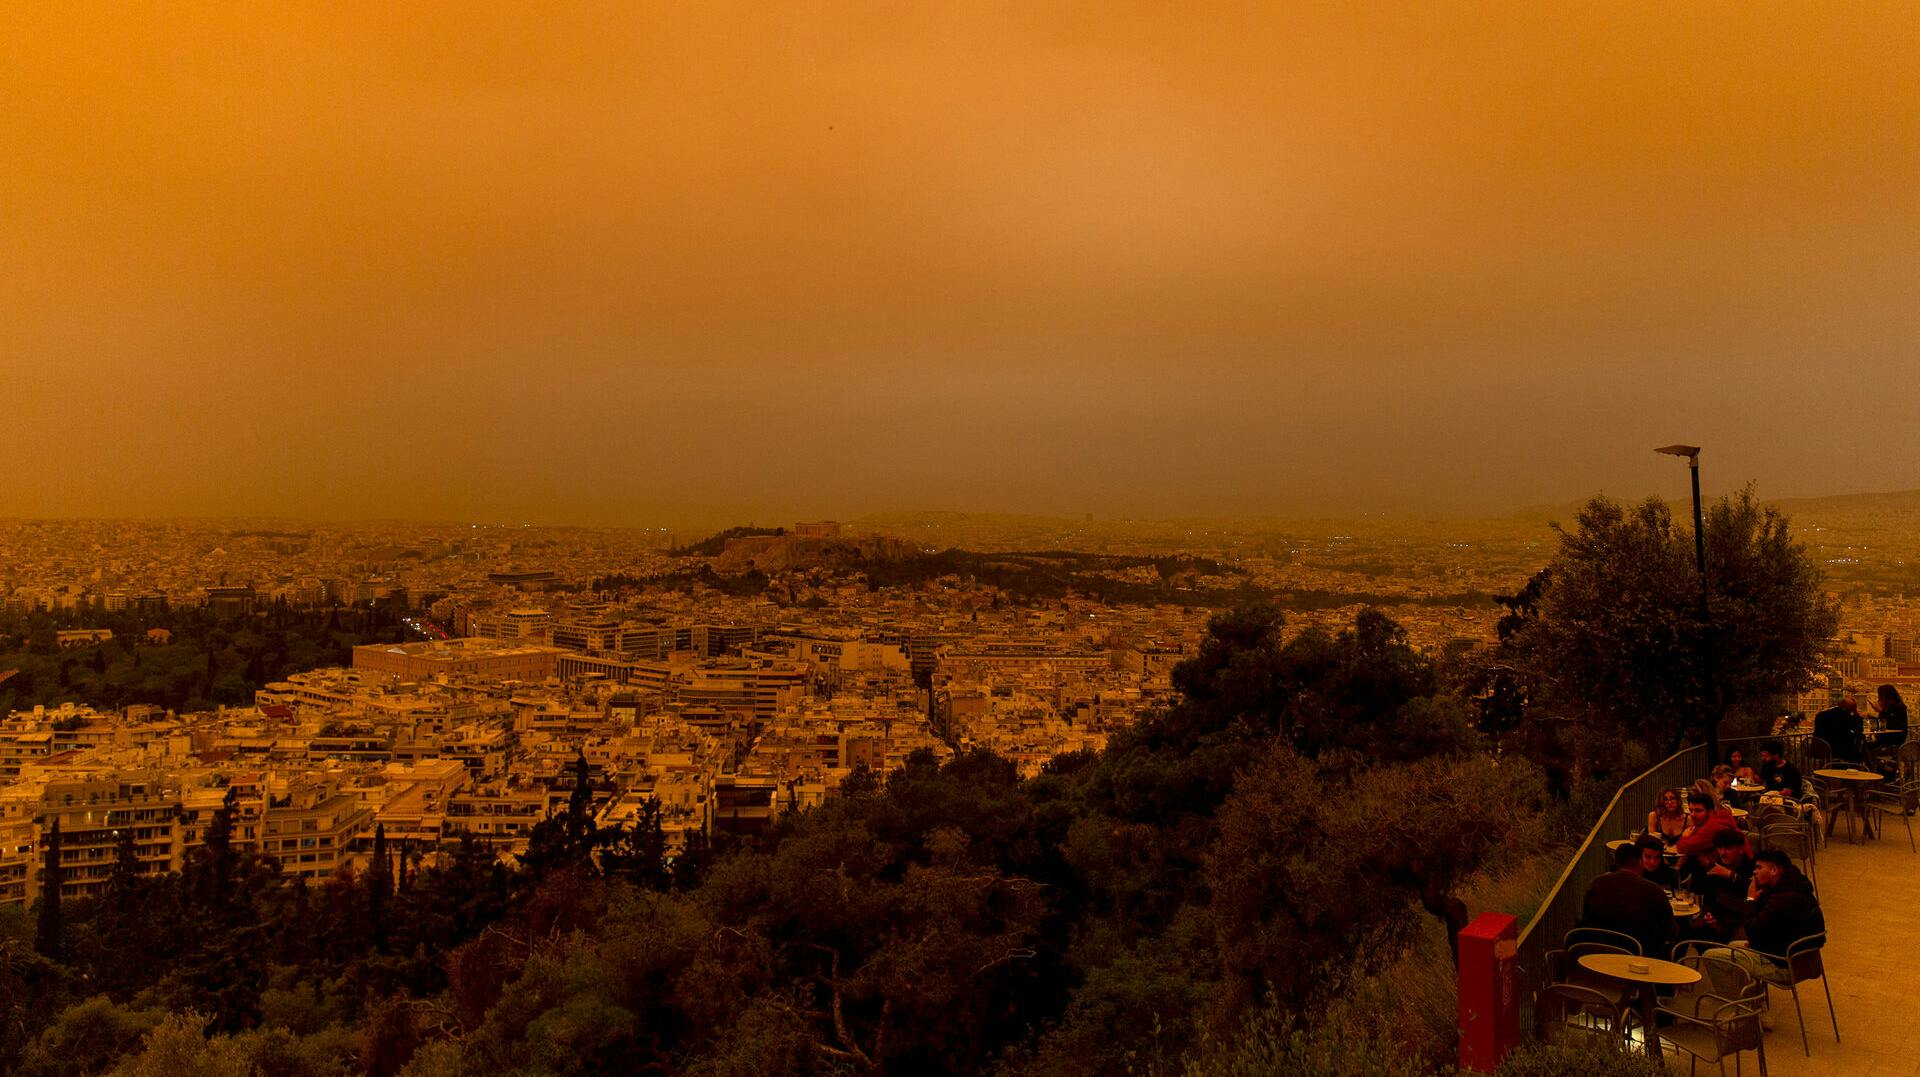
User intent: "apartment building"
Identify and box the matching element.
[259,780,372,880]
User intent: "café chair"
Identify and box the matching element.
[1656,955,1768,1077]
[1865,775,1920,852]
[1742,933,1837,1057]
[1557,929,1642,1029]
[1536,979,1631,1053]
[1788,792,1825,850]
[1758,822,1816,894]
[1565,926,1643,955]
[1896,741,1920,782]
[1804,737,1832,772]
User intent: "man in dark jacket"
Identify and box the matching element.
[1813,694,1863,760]
[1580,842,1677,959]
[1711,849,1824,984]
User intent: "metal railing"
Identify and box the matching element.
[1512,732,1812,1030]
[1513,743,1704,1024]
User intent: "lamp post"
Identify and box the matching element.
[1655,444,1715,760]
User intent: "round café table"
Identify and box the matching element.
[1815,768,1884,842]
[1577,952,1701,1060]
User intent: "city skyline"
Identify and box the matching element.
[7,5,1917,521]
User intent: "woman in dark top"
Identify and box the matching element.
[1876,684,1909,746]
[1647,787,1689,843]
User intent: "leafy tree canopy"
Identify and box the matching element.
[1497,488,1836,756]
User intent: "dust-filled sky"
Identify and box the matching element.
[5,3,1917,527]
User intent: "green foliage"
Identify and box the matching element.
[17,996,165,1077]
[1492,1041,1665,1077]
[107,1012,357,1077]
[1179,992,1439,1077]
[1204,744,1546,1014]
[0,603,409,715]
[1500,490,1836,755]
[669,526,789,558]
[108,1012,249,1077]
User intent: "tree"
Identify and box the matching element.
[195,787,240,911]
[521,751,599,880]
[598,799,670,892]
[368,823,393,951]
[34,820,61,960]
[1501,490,1837,758]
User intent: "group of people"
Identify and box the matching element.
[1812,685,1909,762]
[1581,745,1824,984]
[1645,742,1803,845]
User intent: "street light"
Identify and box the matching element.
[1656,444,1714,758]
[1654,446,1706,590]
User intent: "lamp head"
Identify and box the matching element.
[1654,444,1701,460]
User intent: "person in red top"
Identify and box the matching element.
[1673,791,1746,869]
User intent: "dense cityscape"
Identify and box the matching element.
[5,499,1917,915]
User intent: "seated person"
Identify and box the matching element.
[1708,849,1824,984]
[1580,842,1677,960]
[1674,791,1745,870]
[1690,828,1755,942]
[1646,787,1689,844]
[1875,684,1909,748]
[1688,778,1722,812]
[1725,747,1757,784]
[1711,764,1742,807]
[1758,740,1803,798]
[1813,693,1864,761]
[1636,833,1678,889]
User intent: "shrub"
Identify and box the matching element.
[1493,1041,1665,1077]
[1180,992,1438,1077]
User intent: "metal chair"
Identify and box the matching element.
[1657,954,1768,1076]
[1537,978,1631,1053]
[1558,929,1642,1034]
[1865,775,1920,852]
[1566,926,1643,955]
[1805,737,1832,772]
[1896,740,1920,781]
[1758,822,1816,894]
[1744,933,1838,1057]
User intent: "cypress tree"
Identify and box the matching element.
[368,822,392,950]
[565,749,596,856]
[34,817,61,960]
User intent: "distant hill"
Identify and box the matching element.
[709,533,919,573]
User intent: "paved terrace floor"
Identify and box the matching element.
[1673,815,1920,1076]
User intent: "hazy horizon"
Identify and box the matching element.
[4,480,1917,534]
[8,5,1917,526]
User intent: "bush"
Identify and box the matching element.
[1180,992,1438,1077]
[1493,1041,1665,1077]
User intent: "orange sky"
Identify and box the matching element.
[5,3,1916,525]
